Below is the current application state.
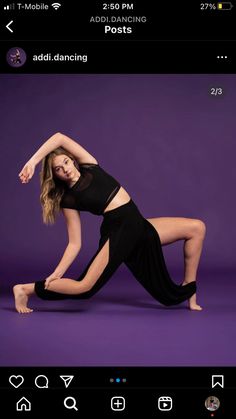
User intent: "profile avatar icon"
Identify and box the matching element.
[6,47,27,67]
[205,396,220,411]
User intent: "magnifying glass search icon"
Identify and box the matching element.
[64,396,78,411]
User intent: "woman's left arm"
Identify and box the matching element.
[44,208,82,289]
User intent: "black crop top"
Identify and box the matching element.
[60,163,121,215]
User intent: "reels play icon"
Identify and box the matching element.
[158,396,173,411]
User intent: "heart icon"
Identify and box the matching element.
[9,375,24,388]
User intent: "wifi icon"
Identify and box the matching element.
[52,2,61,10]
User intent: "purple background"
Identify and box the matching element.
[0,74,236,366]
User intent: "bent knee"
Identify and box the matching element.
[192,219,206,239]
[13,284,24,292]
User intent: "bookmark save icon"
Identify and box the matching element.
[60,375,74,388]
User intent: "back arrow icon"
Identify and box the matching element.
[6,20,14,33]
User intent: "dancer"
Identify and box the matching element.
[13,132,206,313]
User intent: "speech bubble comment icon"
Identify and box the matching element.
[35,375,49,388]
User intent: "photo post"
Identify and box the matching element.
[0,1,236,417]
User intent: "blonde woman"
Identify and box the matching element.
[13,132,206,313]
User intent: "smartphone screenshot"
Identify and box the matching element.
[0,1,235,417]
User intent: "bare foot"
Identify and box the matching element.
[181,282,203,311]
[189,302,203,311]
[13,285,33,314]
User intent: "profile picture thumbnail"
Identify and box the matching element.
[6,47,27,67]
[205,396,220,411]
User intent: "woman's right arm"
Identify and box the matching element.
[19,132,62,183]
[19,132,97,183]
[44,208,82,289]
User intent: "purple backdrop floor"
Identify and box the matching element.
[1,271,235,366]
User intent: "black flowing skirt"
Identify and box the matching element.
[34,199,196,305]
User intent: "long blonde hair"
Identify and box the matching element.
[40,147,77,224]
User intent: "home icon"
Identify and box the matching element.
[16,397,31,411]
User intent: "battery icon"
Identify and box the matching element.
[217,2,234,9]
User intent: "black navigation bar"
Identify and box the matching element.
[1,367,234,417]
[0,1,235,41]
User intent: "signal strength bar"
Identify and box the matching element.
[4,4,15,10]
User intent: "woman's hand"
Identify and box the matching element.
[18,160,36,183]
[44,274,61,290]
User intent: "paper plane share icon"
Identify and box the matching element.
[60,375,74,388]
